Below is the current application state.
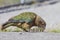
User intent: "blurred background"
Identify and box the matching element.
[0,0,59,8]
[0,0,59,13]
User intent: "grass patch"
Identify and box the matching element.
[48,28,60,33]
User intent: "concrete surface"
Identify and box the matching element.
[0,32,60,40]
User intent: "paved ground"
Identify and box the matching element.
[0,32,60,40]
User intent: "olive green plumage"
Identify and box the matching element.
[10,12,36,23]
[2,12,46,32]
